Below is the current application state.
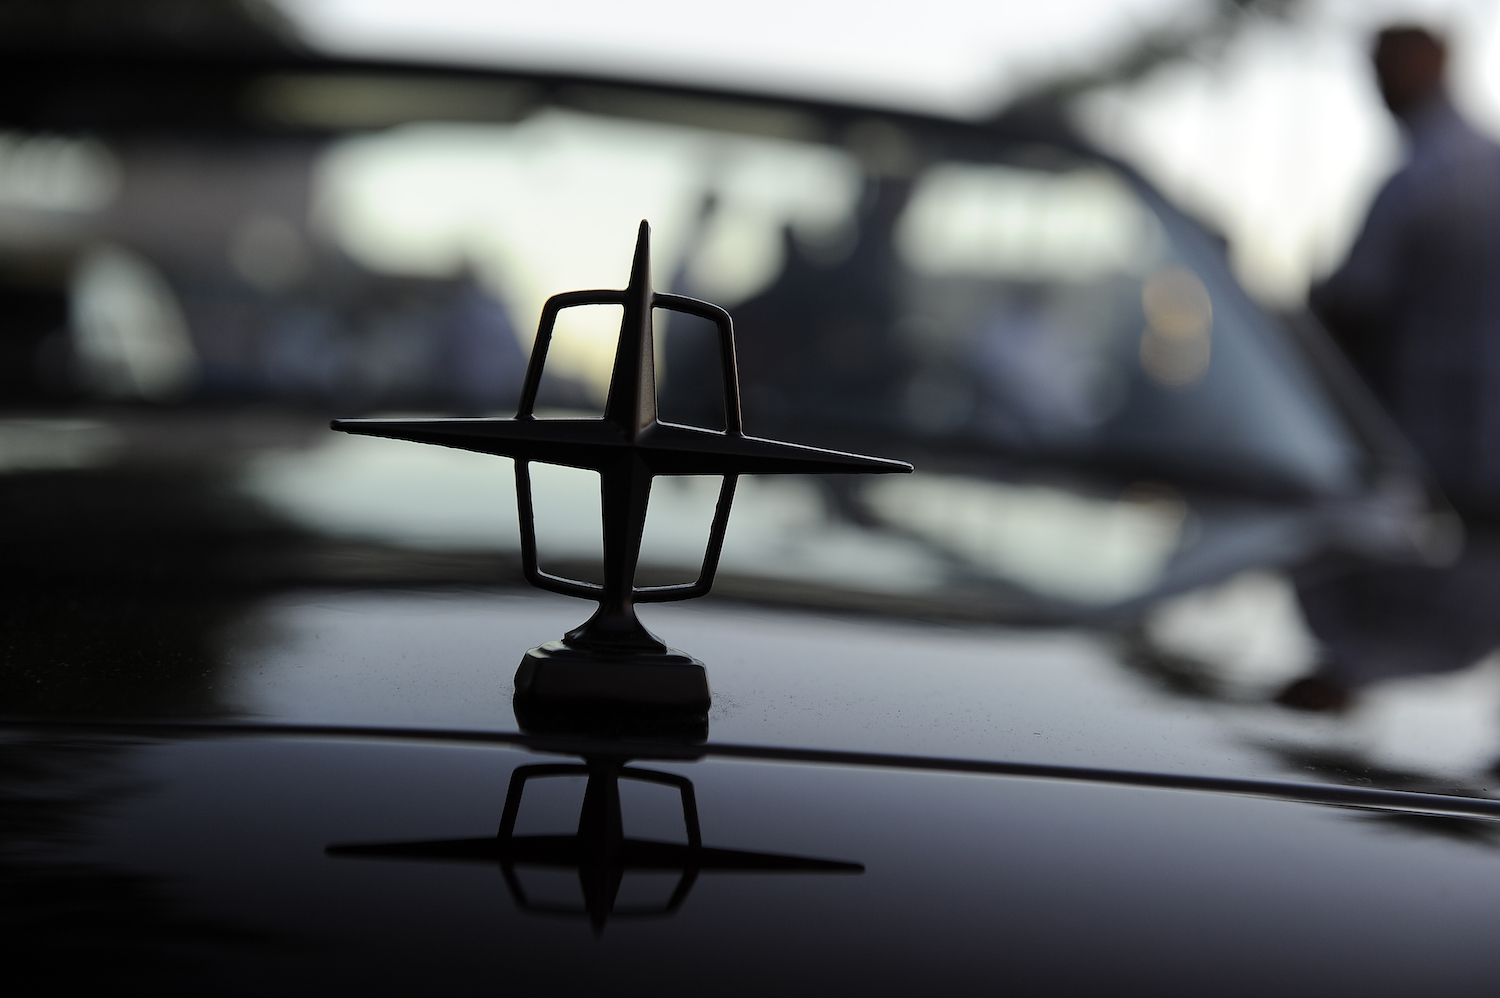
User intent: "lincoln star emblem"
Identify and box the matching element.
[333,221,911,713]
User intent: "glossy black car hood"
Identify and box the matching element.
[9,722,1500,996]
[11,585,1499,795]
[9,586,1500,997]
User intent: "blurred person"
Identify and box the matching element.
[439,269,527,414]
[1313,26,1500,511]
[662,176,912,444]
[1281,26,1500,712]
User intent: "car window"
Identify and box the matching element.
[307,106,1363,503]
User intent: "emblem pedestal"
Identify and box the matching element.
[514,640,710,709]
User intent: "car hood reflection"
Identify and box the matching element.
[326,752,863,933]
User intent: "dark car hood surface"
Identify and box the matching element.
[8,588,1500,994]
[8,586,1477,788]
[8,725,1500,996]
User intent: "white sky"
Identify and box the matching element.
[275,0,1500,304]
[278,0,1204,116]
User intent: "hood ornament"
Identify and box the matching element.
[333,221,910,715]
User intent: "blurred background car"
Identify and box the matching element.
[8,1,1500,990]
[0,0,1465,647]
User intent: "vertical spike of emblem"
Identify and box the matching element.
[604,220,658,435]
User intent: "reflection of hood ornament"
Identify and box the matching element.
[333,221,910,712]
[326,754,863,934]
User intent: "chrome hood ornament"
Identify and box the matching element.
[333,221,910,714]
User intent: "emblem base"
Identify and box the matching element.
[513,640,711,710]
